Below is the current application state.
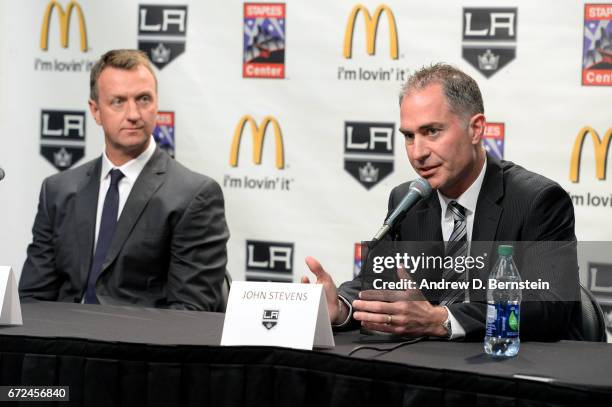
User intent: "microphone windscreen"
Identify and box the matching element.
[410,177,432,198]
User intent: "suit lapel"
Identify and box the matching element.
[75,158,102,286]
[101,148,168,272]
[473,155,504,241]
[472,155,504,270]
[413,194,443,241]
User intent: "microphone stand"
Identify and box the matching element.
[356,178,432,341]
[358,221,406,341]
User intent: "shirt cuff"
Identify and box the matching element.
[332,295,353,328]
[445,306,466,340]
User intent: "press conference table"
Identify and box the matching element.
[0,302,610,406]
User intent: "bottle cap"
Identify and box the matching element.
[498,245,513,256]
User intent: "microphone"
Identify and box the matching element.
[358,177,432,339]
[0,167,4,181]
[371,178,432,241]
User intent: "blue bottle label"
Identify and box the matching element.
[486,303,520,338]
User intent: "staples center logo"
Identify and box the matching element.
[483,122,505,160]
[243,3,286,79]
[582,4,612,86]
[229,115,285,169]
[343,4,398,59]
[153,111,175,158]
[40,0,88,52]
[570,127,612,182]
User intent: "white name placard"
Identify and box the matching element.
[221,281,334,350]
[0,266,22,325]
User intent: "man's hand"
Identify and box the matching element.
[301,256,346,324]
[354,268,447,337]
[352,292,448,337]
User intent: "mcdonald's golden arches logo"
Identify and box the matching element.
[230,115,285,169]
[570,127,612,183]
[343,4,398,59]
[40,0,88,52]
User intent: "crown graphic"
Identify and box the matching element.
[151,43,171,64]
[54,147,72,168]
[359,162,379,183]
[478,49,499,71]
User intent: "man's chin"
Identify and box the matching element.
[110,137,149,155]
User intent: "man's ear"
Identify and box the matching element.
[469,113,486,145]
[88,99,102,126]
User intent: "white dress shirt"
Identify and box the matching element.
[94,136,156,249]
[437,155,487,339]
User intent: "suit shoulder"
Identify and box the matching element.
[42,157,99,191]
[500,160,568,200]
[166,158,222,193]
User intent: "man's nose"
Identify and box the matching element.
[126,100,141,121]
[410,136,430,161]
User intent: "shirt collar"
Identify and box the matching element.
[100,136,156,182]
[437,155,487,218]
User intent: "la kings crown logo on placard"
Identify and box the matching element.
[138,5,188,69]
[262,310,279,330]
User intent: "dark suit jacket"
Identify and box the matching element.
[19,147,229,311]
[339,155,581,341]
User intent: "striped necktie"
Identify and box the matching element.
[439,201,468,306]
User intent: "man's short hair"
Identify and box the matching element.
[89,49,157,102]
[399,63,484,121]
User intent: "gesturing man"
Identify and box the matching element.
[304,64,580,341]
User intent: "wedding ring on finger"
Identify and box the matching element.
[386,314,393,325]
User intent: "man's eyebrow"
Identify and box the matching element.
[399,122,444,134]
[417,122,443,131]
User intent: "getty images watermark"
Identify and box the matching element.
[357,241,586,302]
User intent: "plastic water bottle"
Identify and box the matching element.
[484,245,522,358]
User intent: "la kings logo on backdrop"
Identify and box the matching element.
[40,110,86,171]
[462,8,518,78]
[138,5,188,69]
[246,240,293,282]
[344,121,394,189]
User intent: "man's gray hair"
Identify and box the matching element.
[399,63,484,121]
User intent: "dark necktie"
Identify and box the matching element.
[439,201,468,306]
[84,169,125,304]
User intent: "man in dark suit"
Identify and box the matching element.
[19,49,229,311]
[303,64,580,341]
